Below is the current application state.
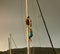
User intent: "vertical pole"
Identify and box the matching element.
[27,26,30,54]
[8,37,11,54]
[26,0,30,54]
[26,0,29,17]
[8,38,10,54]
[9,34,12,54]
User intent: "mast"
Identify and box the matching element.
[26,0,30,54]
[26,0,29,17]
[8,34,12,54]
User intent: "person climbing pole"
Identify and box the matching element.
[25,16,33,41]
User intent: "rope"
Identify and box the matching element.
[11,36,17,48]
[35,0,56,54]
[10,34,17,48]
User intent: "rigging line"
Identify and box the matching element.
[36,0,56,54]
[11,36,17,48]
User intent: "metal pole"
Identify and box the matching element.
[26,0,29,17]
[26,0,30,54]
[10,34,12,54]
[8,38,10,54]
[27,26,30,54]
[8,34,12,54]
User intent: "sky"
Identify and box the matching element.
[0,0,60,51]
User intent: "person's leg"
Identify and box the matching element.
[29,36,32,41]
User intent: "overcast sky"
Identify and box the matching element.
[0,0,60,51]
